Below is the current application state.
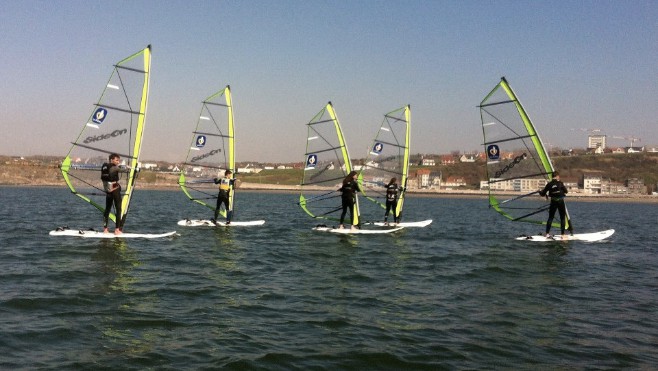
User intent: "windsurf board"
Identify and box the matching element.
[177,219,266,227]
[312,226,404,234]
[49,228,177,239]
[368,219,432,228]
[516,229,615,242]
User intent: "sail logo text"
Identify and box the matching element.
[494,153,527,178]
[84,129,127,144]
[191,148,221,162]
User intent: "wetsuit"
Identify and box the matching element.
[213,176,234,223]
[101,162,122,230]
[540,178,570,235]
[339,179,360,226]
[384,183,402,223]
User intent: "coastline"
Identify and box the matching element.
[4,181,658,203]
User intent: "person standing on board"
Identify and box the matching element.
[339,171,361,230]
[539,171,571,238]
[213,170,235,225]
[101,153,123,235]
[384,177,403,225]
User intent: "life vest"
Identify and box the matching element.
[218,177,232,192]
[101,163,119,182]
[101,163,111,181]
[386,183,398,201]
[341,180,358,199]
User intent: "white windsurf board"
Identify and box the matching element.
[49,228,177,239]
[312,226,404,234]
[369,219,432,228]
[516,229,615,242]
[177,219,266,227]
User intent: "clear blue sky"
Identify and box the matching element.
[1,0,656,163]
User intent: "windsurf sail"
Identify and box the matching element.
[59,45,152,228]
[178,86,235,219]
[299,102,359,225]
[479,77,572,231]
[358,105,411,220]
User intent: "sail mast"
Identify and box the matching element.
[121,44,152,225]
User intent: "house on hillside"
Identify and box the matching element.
[416,168,432,188]
[582,172,603,194]
[601,179,627,194]
[419,157,435,166]
[443,176,466,189]
[459,154,476,162]
[626,178,645,194]
[611,147,625,154]
[440,155,455,165]
[141,163,158,170]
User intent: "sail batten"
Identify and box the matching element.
[59,45,151,227]
[480,77,571,230]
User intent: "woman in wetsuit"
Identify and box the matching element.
[384,177,403,225]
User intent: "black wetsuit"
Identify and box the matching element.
[213,177,234,223]
[384,183,402,223]
[540,179,570,235]
[101,162,123,230]
[339,179,360,226]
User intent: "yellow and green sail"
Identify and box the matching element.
[60,45,151,227]
[359,105,411,220]
[178,86,235,218]
[299,102,359,225]
[480,77,571,230]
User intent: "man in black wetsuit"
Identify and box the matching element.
[339,171,360,230]
[539,171,572,238]
[101,153,123,235]
[213,170,235,225]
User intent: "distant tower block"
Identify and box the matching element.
[588,134,606,149]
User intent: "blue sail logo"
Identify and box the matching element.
[92,108,108,125]
[487,145,500,160]
[306,154,317,169]
[372,142,383,154]
[196,135,206,148]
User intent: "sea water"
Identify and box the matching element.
[1,186,657,369]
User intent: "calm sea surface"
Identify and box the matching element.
[1,186,657,370]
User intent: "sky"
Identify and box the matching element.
[1,0,657,163]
